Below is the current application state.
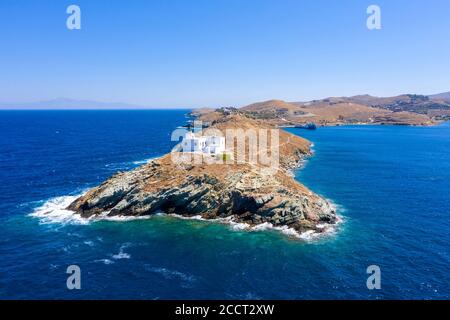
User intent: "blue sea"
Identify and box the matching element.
[0,110,449,300]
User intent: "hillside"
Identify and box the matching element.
[429,91,450,102]
[241,98,435,126]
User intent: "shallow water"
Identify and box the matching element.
[0,111,449,299]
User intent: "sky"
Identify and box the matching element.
[0,0,449,108]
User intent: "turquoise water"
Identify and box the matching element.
[0,111,449,299]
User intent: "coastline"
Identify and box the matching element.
[31,110,340,239]
[31,111,445,240]
[30,187,344,241]
[35,111,445,241]
[279,121,442,128]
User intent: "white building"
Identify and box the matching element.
[204,136,226,154]
[181,132,226,154]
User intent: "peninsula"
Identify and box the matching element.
[67,109,337,236]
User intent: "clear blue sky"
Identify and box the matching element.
[0,0,449,108]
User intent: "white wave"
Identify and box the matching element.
[112,252,131,259]
[29,193,155,225]
[251,222,273,231]
[112,243,131,260]
[29,193,91,225]
[95,259,114,265]
[299,230,317,240]
[101,214,153,222]
[132,158,152,165]
[30,192,344,241]
[104,155,161,171]
[235,221,305,239]
[131,155,162,165]
[167,214,340,241]
[169,213,206,221]
[229,221,251,231]
[145,266,196,283]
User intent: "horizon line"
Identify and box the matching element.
[1,90,448,110]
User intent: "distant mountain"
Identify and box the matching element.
[291,93,450,115]
[239,91,450,126]
[241,98,435,126]
[0,98,156,109]
[429,92,450,101]
[242,100,308,118]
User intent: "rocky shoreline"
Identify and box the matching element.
[67,111,338,237]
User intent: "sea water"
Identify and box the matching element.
[0,110,448,299]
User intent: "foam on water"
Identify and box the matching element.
[104,156,162,171]
[30,192,343,241]
[100,214,153,222]
[29,192,157,225]
[145,266,196,283]
[95,259,115,265]
[30,155,163,225]
[169,212,343,241]
[169,213,206,221]
[132,157,157,165]
[29,193,91,225]
[112,243,132,260]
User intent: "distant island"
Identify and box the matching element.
[0,98,188,110]
[194,93,450,127]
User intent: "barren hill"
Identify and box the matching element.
[241,98,435,126]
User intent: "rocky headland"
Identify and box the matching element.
[67,111,338,236]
